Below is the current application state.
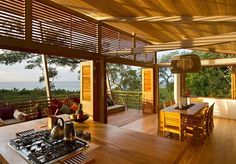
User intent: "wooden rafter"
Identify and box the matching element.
[105,32,236,55]
[99,16,236,24]
[158,58,236,68]
[190,47,236,55]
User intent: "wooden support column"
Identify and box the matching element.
[42,55,51,100]
[231,66,236,99]
[153,64,159,113]
[93,59,107,123]
[25,0,32,42]
[92,22,107,123]
[132,33,136,61]
[180,73,186,97]
[174,73,181,103]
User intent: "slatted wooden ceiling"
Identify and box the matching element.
[50,0,236,53]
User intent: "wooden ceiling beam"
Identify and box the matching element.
[190,47,236,55]
[134,32,236,53]
[158,58,236,68]
[105,32,236,55]
[99,16,236,24]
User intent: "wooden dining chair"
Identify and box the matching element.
[159,110,165,136]
[170,99,176,105]
[163,101,172,108]
[208,103,215,134]
[163,112,182,141]
[183,111,208,144]
[190,98,203,103]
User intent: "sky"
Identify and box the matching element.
[0,61,79,82]
[0,49,79,82]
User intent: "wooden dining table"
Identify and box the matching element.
[0,114,187,164]
[161,102,209,116]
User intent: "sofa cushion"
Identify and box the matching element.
[59,105,73,114]
[70,103,78,112]
[13,109,28,121]
[0,106,15,120]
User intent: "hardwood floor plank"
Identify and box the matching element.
[108,109,236,163]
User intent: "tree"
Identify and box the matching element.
[106,64,141,91]
[185,50,232,98]
[158,50,190,102]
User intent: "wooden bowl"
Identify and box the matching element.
[70,114,89,123]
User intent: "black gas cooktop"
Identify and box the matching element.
[9,129,88,164]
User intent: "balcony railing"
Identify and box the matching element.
[111,90,142,109]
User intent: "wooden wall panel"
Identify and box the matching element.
[142,68,154,113]
[80,61,93,116]
[82,65,91,101]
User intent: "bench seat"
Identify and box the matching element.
[107,105,126,115]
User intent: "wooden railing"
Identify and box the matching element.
[111,90,142,109]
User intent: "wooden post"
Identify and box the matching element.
[231,66,236,99]
[174,74,181,104]
[93,59,107,123]
[180,73,186,97]
[153,64,159,113]
[42,55,51,100]
[25,0,32,42]
[93,22,107,123]
[132,33,136,61]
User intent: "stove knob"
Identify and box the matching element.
[83,132,91,141]
[30,148,36,153]
[37,142,42,147]
[41,144,46,149]
[26,146,31,151]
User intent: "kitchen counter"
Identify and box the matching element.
[0,115,187,164]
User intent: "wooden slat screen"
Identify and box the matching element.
[119,33,134,60]
[0,0,25,39]
[101,26,119,53]
[136,52,155,63]
[32,0,98,53]
[136,39,146,48]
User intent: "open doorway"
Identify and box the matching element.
[106,63,146,127]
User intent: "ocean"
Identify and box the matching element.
[0,81,80,91]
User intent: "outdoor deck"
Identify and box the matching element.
[108,109,236,164]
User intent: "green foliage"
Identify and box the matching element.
[158,50,190,102]
[192,50,234,59]
[107,64,141,91]
[186,67,231,98]
[0,88,79,101]
[185,50,232,98]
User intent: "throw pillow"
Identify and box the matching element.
[63,98,73,107]
[72,98,80,103]
[59,104,73,114]
[107,98,114,106]
[13,110,27,121]
[51,98,63,109]
[0,118,5,125]
[70,103,78,112]
[0,106,15,120]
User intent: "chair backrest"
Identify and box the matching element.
[163,101,172,108]
[190,98,203,103]
[170,99,176,105]
[164,112,181,129]
[209,103,215,118]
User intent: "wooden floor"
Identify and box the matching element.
[108,109,236,164]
